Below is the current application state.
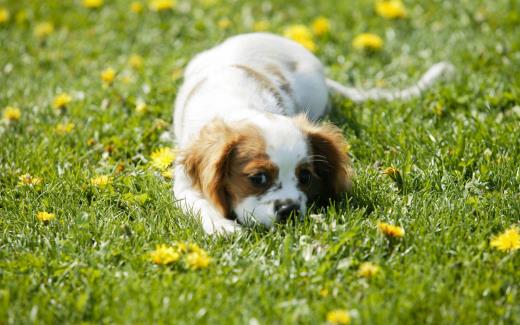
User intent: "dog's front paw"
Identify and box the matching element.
[202,218,242,235]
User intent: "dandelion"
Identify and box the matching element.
[375,0,407,19]
[0,7,10,24]
[174,242,188,254]
[52,93,72,110]
[312,16,330,36]
[37,211,55,222]
[378,222,405,238]
[185,250,211,270]
[3,106,21,122]
[34,22,54,38]
[319,288,329,297]
[171,68,183,81]
[82,0,103,8]
[129,54,144,70]
[130,1,143,13]
[18,174,43,186]
[253,20,270,32]
[283,25,317,52]
[150,147,176,170]
[15,10,27,25]
[490,226,520,252]
[352,33,383,51]
[200,0,217,7]
[326,309,351,325]
[55,122,75,135]
[217,18,231,30]
[358,262,381,278]
[90,175,112,187]
[149,0,175,11]
[150,244,181,265]
[100,67,116,85]
[162,169,174,179]
[383,166,399,177]
[135,101,147,114]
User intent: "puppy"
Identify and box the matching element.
[173,33,452,234]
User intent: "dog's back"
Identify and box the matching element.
[174,33,330,148]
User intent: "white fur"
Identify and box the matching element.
[172,33,453,235]
[234,116,309,227]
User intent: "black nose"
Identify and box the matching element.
[275,202,300,221]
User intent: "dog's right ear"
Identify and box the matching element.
[293,114,354,203]
[180,119,239,217]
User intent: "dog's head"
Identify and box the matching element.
[180,114,352,228]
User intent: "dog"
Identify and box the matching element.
[172,33,453,234]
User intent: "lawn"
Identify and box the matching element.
[1,0,519,324]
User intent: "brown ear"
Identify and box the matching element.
[180,119,239,217]
[294,115,353,204]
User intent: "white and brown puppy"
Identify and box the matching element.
[173,33,453,234]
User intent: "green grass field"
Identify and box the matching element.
[1,0,519,324]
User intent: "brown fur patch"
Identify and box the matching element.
[265,64,293,96]
[293,115,353,205]
[181,119,278,218]
[232,64,284,107]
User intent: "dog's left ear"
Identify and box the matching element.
[294,115,353,203]
[180,119,239,217]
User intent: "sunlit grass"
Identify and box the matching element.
[0,0,519,324]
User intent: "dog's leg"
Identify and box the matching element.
[326,61,454,102]
[173,164,241,235]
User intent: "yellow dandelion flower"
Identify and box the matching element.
[135,101,147,114]
[37,211,55,222]
[34,22,54,38]
[326,309,351,325]
[150,244,181,265]
[55,122,75,135]
[0,7,10,24]
[378,222,405,238]
[352,33,383,51]
[150,147,176,170]
[15,10,27,24]
[382,166,402,183]
[149,0,176,11]
[188,243,205,254]
[312,16,330,37]
[319,288,329,297]
[100,67,116,85]
[52,93,72,110]
[82,0,104,9]
[358,262,381,278]
[253,20,270,32]
[200,0,217,7]
[217,18,231,30]
[171,68,183,81]
[375,0,407,19]
[129,54,144,70]
[283,24,317,52]
[90,175,112,187]
[490,226,520,252]
[185,250,211,270]
[130,1,144,13]
[174,242,188,254]
[18,174,43,186]
[3,106,21,122]
[161,169,174,179]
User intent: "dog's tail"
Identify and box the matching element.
[326,61,454,103]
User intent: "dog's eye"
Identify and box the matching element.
[298,169,312,186]
[248,172,269,187]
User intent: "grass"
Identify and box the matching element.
[1,0,519,324]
